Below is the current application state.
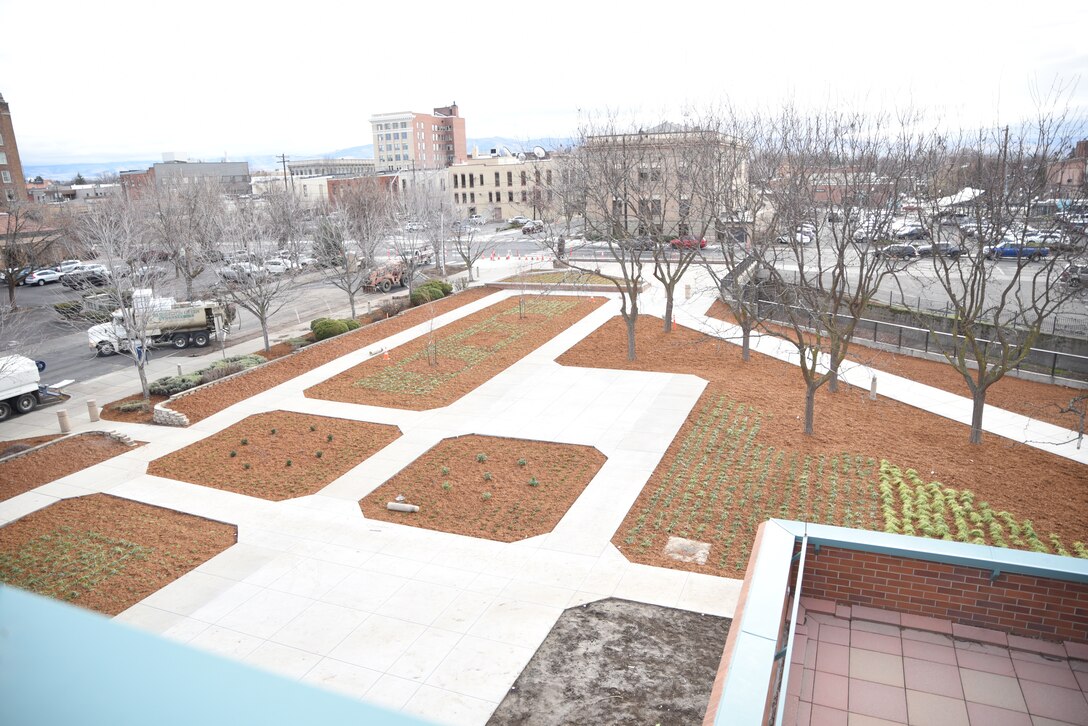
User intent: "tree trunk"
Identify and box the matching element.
[969,390,986,445]
[624,314,637,361]
[828,367,839,393]
[136,356,151,407]
[741,326,751,362]
[348,292,357,320]
[260,322,271,353]
[6,281,16,310]
[804,383,817,435]
[663,290,674,333]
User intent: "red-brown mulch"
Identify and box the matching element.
[706,299,1087,431]
[0,435,61,455]
[0,493,236,616]
[99,394,170,424]
[169,288,496,424]
[360,434,607,542]
[557,316,1088,575]
[306,295,607,410]
[147,411,401,501]
[0,433,141,502]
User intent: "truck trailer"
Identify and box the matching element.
[0,356,69,422]
[88,293,227,356]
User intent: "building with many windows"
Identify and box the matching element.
[447,154,556,223]
[0,92,28,202]
[288,158,375,179]
[120,156,252,198]
[370,104,466,173]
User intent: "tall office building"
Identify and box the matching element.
[370,103,467,173]
[0,92,28,202]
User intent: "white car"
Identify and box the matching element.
[508,215,531,225]
[262,258,295,275]
[468,214,484,225]
[23,268,63,286]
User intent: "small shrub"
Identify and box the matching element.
[310,425,316,432]
[529,477,539,487]
[482,492,492,501]
[476,453,487,463]
[0,443,33,459]
[315,450,323,458]
[270,428,277,435]
[148,374,203,396]
[115,400,150,413]
[229,450,237,458]
[243,463,251,470]
[441,466,450,475]
[379,298,409,319]
[442,481,452,491]
[326,434,334,442]
[240,438,248,446]
[342,318,361,331]
[309,317,331,332]
[313,318,350,341]
[483,472,493,481]
[517,458,527,467]
[286,460,292,467]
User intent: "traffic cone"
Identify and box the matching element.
[382,351,390,361]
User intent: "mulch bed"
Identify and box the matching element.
[0,433,140,503]
[557,315,1088,577]
[0,435,61,457]
[707,299,1087,432]
[306,295,607,410]
[0,493,236,616]
[99,394,170,425]
[360,435,606,542]
[169,288,496,424]
[147,411,401,501]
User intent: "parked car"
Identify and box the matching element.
[507,215,530,226]
[62,268,112,289]
[522,220,545,234]
[468,214,484,225]
[983,241,1050,261]
[796,222,817,236]
[54,259,82,274]
[618,237,657,251]
[131,265,167,279]
[216,262,266,282]
[1,267,31,285]
[894,226,929,241]
[775,232,814,245]
[405,221,427,232]
[1059,263,1087,287]
[875,244,918,260]
[23,268,63,286]
[669,235,707,249]
[915,243,962,258]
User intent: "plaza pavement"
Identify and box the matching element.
[1,256,1085,725]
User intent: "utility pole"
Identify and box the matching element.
[277,154,290,192]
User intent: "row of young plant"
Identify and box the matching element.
[622,392,880,576]
[356,297,583,396]
[878,462,1088,558]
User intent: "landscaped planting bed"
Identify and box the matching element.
[706,299,1087,431]
[307,295,606,410]
[147,411,401,501]
[0,433,139,503]
[0,493,236,615]
[360,434,606,542]
[167,287,497,424]
[557,316,1088,577]
[498,271,616,286]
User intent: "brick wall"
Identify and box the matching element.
[800,545,1088,644]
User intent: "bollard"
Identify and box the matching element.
[57,409,71,434]
[87,399,100,422]
[177,364,183,377]
[367,301,372,314]
[684,284,691,300]
[869,376,878,401]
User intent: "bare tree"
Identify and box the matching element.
[902,105,1083,444]
[449,222,498,282]
[0,199,65,309]
[142,181,224,300]
[218,197,296,352]
[312,203,369,318]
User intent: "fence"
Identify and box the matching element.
[725,293,1088,382]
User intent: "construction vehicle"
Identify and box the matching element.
[364,262,410,294]
[87,289,228,356]
[0,356,70,422]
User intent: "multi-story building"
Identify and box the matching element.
[288,158,375,179]
[370,104,466,173]
[447,154,556,223]
[120,156,252,198]
[580,123,748,242]
[0,92,28,202]
[1047,139,1088,198]
[28,182,122,204]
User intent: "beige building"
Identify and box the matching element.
[371,104,467,173]
[580,123,748,241]
[447,154,556,223]
[288,158,375,179]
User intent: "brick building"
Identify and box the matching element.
[370,103,466,173]
[0,92,28,202]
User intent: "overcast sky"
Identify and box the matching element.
[3,0,1086,165]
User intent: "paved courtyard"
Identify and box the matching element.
[2,259,1086,725]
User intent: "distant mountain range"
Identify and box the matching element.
[22,136,572,183]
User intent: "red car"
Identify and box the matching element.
[669,235,707,249]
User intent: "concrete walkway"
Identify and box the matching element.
[2,256,1084,726]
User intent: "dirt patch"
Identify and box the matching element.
[99,393,170,424]
[557,315,1088,577]
[707,299,1088,431]
[0,433,140,503]
[307,296,606,410]
[487,598,730,726]
[0,435,61,457]
[360,435,606,542]
[169,287,496,424]
[0,493,236,616]
[147,411,401,501]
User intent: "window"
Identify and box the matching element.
[488,192,493,202]
[495,172,500,186]
[521,171,527,186]
[469,174,474,188]
[508,191,514,202]
[521,191,527,202]
[479,175,484,186]
[0,152,6,164]
[470,192,475,203]
[460,174,466,188]
[507,171,513,187]
[535,170,541,184]
[0,171,9,184]
[453,175,459,189]
[546,170,552,184]
[453,194,459,205]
